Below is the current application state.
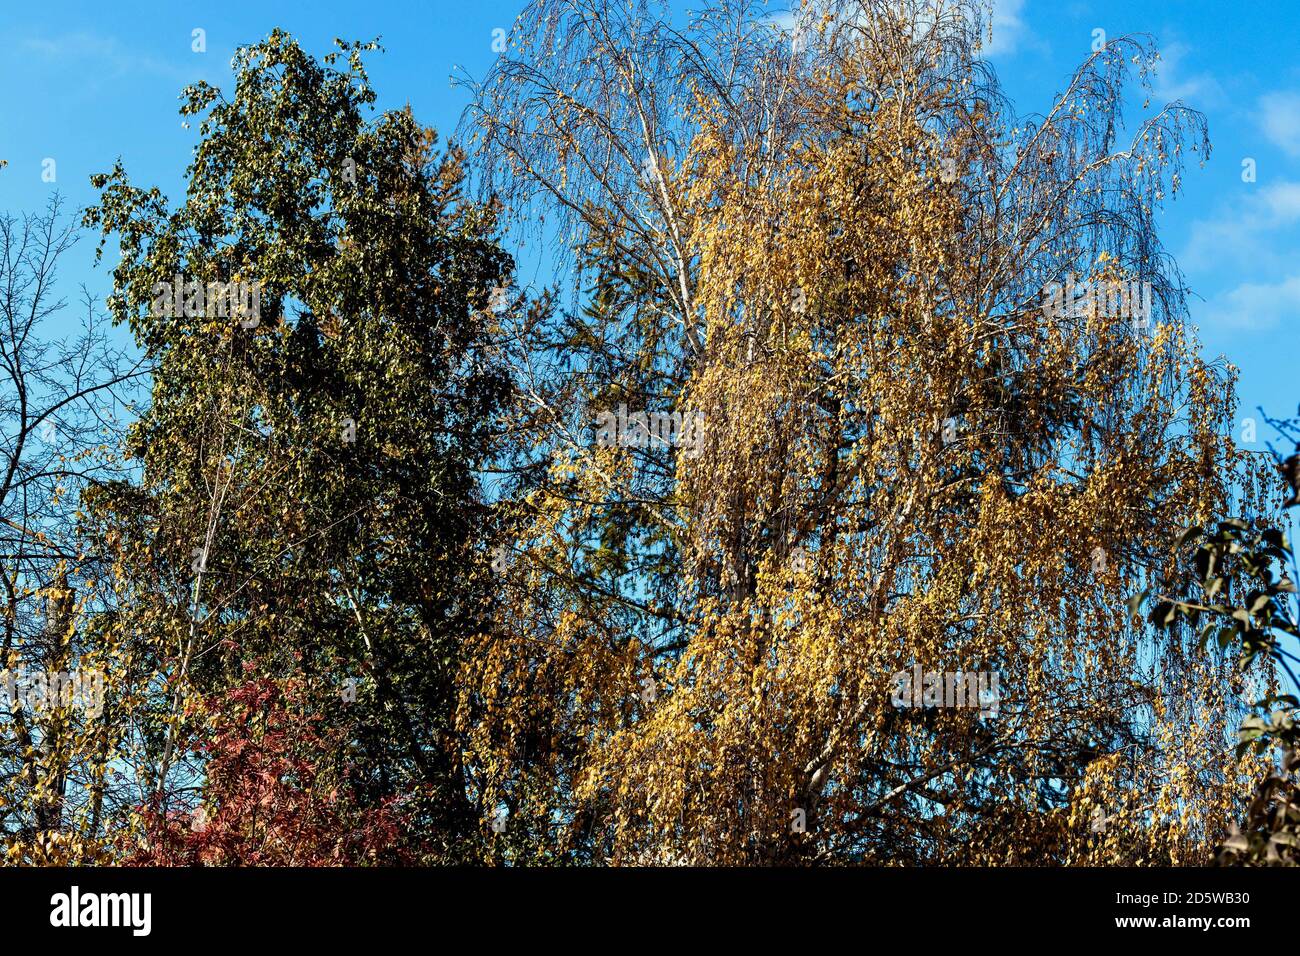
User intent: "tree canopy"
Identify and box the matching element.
[0,3,1294,868]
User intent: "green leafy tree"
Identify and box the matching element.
[81,30,511,863]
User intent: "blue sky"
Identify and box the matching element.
[0,0,1295,457]
[982,0,1300,450]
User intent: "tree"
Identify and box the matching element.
[0,194,142,863]
[81,30,511,863]
[459,0,1275,864]
[126,671,406,866]
[1138,406,1300,865]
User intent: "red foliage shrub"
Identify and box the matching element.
[127,675,408,866]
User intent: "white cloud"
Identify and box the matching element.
[1259,90,1300,158]
[765,9,798,34]
[982,0,1028,58]
[1182,180,1300,272]
[1197,275,1300,331]
[1150,42,1225,109]
[22,33,192,82]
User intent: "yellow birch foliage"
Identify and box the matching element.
[461,0,1279,865]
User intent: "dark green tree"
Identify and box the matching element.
[81,30,511,863]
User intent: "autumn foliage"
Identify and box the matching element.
[1,2,1296,868]
[127,673,407,866]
